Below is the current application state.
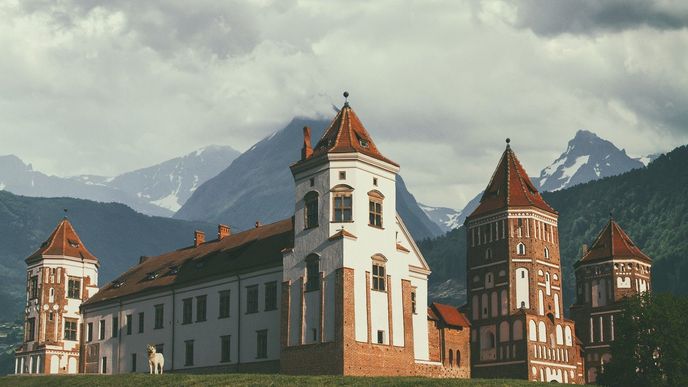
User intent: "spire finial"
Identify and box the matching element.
[63,208,68,219]
[506,138,511,148]
[343,91,349,107]
[609,211,613,220]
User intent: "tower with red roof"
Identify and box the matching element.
[570,217,652,383]
[464,139,583,383]
[15,217,100,375]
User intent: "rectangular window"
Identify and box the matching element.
[196,295,207,322]
[99,319,105,340]
[377,330,385,344]
[67,277,81,299]
[126,314,132,335]
[220,335,231,363]
[264,282,277,311]
[369,199,383,227]
[339,171,346,180]
[256,330,268,359]
[185,340,194,366]
[306,258,320,292]
[26,318,35,341]
[304,193,319,229]
[29,276,38,300]
[64,319,77,341]
[154,304,164,329]
[246,285,259,314]
[411,290,417,315]
[112,316,118,338]
[138,312,145,333]
[333,194,353,222]
[87,322,93,342]
[182,298,193,324]
[131,353,137,372]
[101,356,107,374]
[155,344,164,356]
[219,290,230,319]
[372,263,386,292]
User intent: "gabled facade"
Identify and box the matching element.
[15,218,100,374]
[464,140,584,384]
[570,218,652,383]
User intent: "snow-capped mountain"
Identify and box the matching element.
[533,130,645,192]
[176,118,443,240]
[420,191,483,233]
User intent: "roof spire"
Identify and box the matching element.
[506,138,511,149]
[63,208,68,219]
[343,91,349,107]
[609,211,613,220]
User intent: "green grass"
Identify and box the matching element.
[0,374,573,387]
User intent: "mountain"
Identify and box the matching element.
[533,130,645,192]
[0,190,215,322]
[420,191,482,233]
[418,144,688,309]
[176,118,443,240]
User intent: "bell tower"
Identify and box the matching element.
[15,216,99,375]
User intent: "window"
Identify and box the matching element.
[368,191,384,228]
[26,318,35,341]
[485,248,493,260]
[264,282,277,311]
[312,328,318,342]
[377,330,385,344]
[155,344,164,356]
[101,356,107,374]
[373,177,378,186]
[339,171,346,180]
[219,290,231,319]
[372,261,386,292]
[309,178,314,187]
[196,295,207,322]
[182,340,193,366]
[87,322,93,342]
[29,276,38,299]
[138,312,145,333]
[67,277,81,299]
[112,316,118,338]
[99,320,105,340]
[544,247,550,259]
[332,185,353,222]
[64,319,78,341]
[517,243,526,255]
[182,298,192,324]
[306,255,320,292]
[256,330,268,359]
[131,353,137,372]
[221,335,231,363]
[411,290,417,314]
[449,349,453,367]
[126,314,132,335]
[154,304,164,329]
[246,285,259,314]
[304,192,319,229]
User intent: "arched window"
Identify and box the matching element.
[481,331,495,350]
[515,268,530,309]
[491,292,498,317]
[554,293,561,319]
[538,321,547,343]
[368,190,384,228]
[517,243,526,255]
[556,325,564,345]
[49,288,55,303]
[485,248,493,260]
[538,290,544,315]
[545,273,551,295]
[500,289,508,315]
[564,326,573,346]
[371,255,387,292]
[331,185,353,222]
[544,247,550,259]
[448,349,453,367]
[499,321,510,342]
[528,320,537,341]
[513,320,524,340]
[485,272,494,289]
[304,191,319,229]
[305,255,320,291]
[481,294,489,318]
[456,350,461,367]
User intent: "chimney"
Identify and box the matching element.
[218,224,231,240]
[582,244,589,255]
[255,221,262,228]
[139,256,149,264]
[194,230,205,247]
[301,126,313,160]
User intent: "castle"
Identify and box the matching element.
[14,98,651,383]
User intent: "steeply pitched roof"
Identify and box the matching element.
[83,218,294,307]
[302,102,398,167]
[26,218,99,265]
[429,302,471,328]
[577,218,651,265]
[468,142,556,219]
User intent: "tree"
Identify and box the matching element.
[598,293,688,386]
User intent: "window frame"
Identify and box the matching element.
[196,295,207,322]
[154,304,164,330]
[182,298,193,324]
[99,319,106,340]
[126,314,132,335]
[256,330,268,359]
[64,318,78,341]
[264,282,277,311]
[184,340,194,366]
[371,255,387,292]
[219,290,231,319]
[29,276,39,300]
[304,191,319,229]
[331,185,354,223]
[220,335,231,363]
[138,312,145,333]
[67,277,81,299]
[246,285,259,314]
[305,255,320,292]
[368,190,384,228]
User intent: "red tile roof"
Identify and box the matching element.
[301,102,398,167]
[468,142,556,220]
[577,219,651,265]
[83,218,294,307]
[429,302,471,328]
[26,218,99,265]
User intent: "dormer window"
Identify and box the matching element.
[111,279,125,289]
[359,138,369,148]
[304,191,319,229]
[169,265,179,275]
[145,272,159,281]
[331,185,353,222]
[68,239,80,248]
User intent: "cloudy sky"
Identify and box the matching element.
[1,0,687,209]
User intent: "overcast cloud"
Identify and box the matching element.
[0,0,686,209]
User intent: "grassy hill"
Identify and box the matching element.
[0,374,571,386]
[420,144,688,309]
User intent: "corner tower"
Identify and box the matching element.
[570,217,652,383]
[15,217,99,375]
[281,93,436,376]
[465,139,583,383]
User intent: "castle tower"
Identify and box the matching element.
[15,217,99,375]
[570,217,652,383]
[465,140,583,383]
[280,94,437,375]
